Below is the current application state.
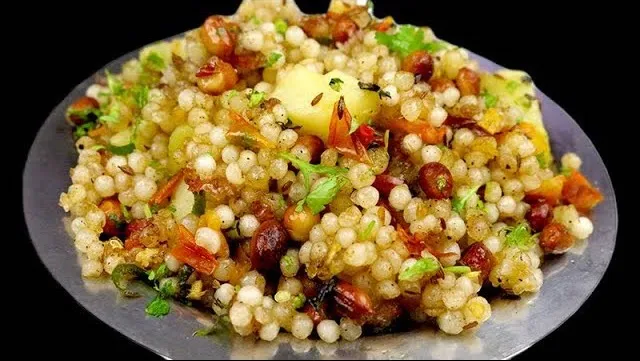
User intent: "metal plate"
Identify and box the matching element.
[22,22,617,361]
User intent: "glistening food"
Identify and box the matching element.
[58,0,604,343]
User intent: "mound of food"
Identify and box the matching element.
[59,0,603,343]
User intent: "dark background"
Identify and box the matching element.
[16,0,626,359]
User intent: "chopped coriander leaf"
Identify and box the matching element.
[250,15,261,25]
[121,203,132,222]
[423,41,448,54]
[515,95,533,109]
[360,221,376,240]
[144,203,153,219]
[560,165,572,176]
[192,191,206,216]
[193,316,232,337]
[149,160,161,169]
[168,205,177,213]
[107,142,136,156]
[227,90,239,99]
[99,103,121,124]
[73,122,97,138]
[281,255,296,274]
[158,277,180,297]
[301,175,348,214]
[144,52,166,71]
[278,152,348,190]
[249,91,266,107]
[536,153,548,168]
[150,204,161,214]
[398,257,440,281]
[148,264,169,281]
[266,52,283,67]
[145,296,170,317]
[443,266,471,275]
[292,294,306,309]
[105,70,125,97]
[482,91,498,108]
[505,80,520,93]
[274,18,288,34]
[131,84,150,109]
[329,78,344,92]
[476,199,486,211]
[451,185,481,214]
[504,222,536,250]
[376,25,446,57]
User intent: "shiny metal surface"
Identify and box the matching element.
[23,1,617,359]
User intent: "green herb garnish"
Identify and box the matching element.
[148,264,169,281]
[504,222,536,250]
[107,142,135,156]
[279,152,347,190]
[158,277,180,297]
[73,121,97,139]
[144,203,153,219]
[398,257,440,281]
[145,296,170,317]
[329,78,344,92]
[443,266,472,275]
[291,294,306,309]
[376,25,447,57]
[505,80,520,93]
[106,70,125,97]
[274,18,288,34]
[360,221,376,240]
[482,91,498,109]
[266,52,283,67]
[144,52,166,71]
[248,90,266,108]
[192,191,206,216]
[99,103,121,124]
[297,175,348,214]
[193,315,232,338]
[451,185,481,214]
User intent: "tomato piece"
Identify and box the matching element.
[562,171,604,213]
[228,112,276,149]
[377,117,446,145]
[99,198,124,238]
[525,200,552,232]
[525,175,566,205]
[149,169,185,206]
[328,97,370,162]
[371,16,394,32]
[352,124,382,149]
[372,174,405,198]
[171,225,218,274]
[332,16,357,43]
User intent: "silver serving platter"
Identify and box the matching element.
[22,0,618,359]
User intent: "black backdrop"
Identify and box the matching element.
[16,0,626,359]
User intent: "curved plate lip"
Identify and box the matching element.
[23,32,618,360]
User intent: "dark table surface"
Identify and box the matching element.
[16,0,627,359]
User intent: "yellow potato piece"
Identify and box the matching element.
[480,69,552,164]
[271,65,380,142]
